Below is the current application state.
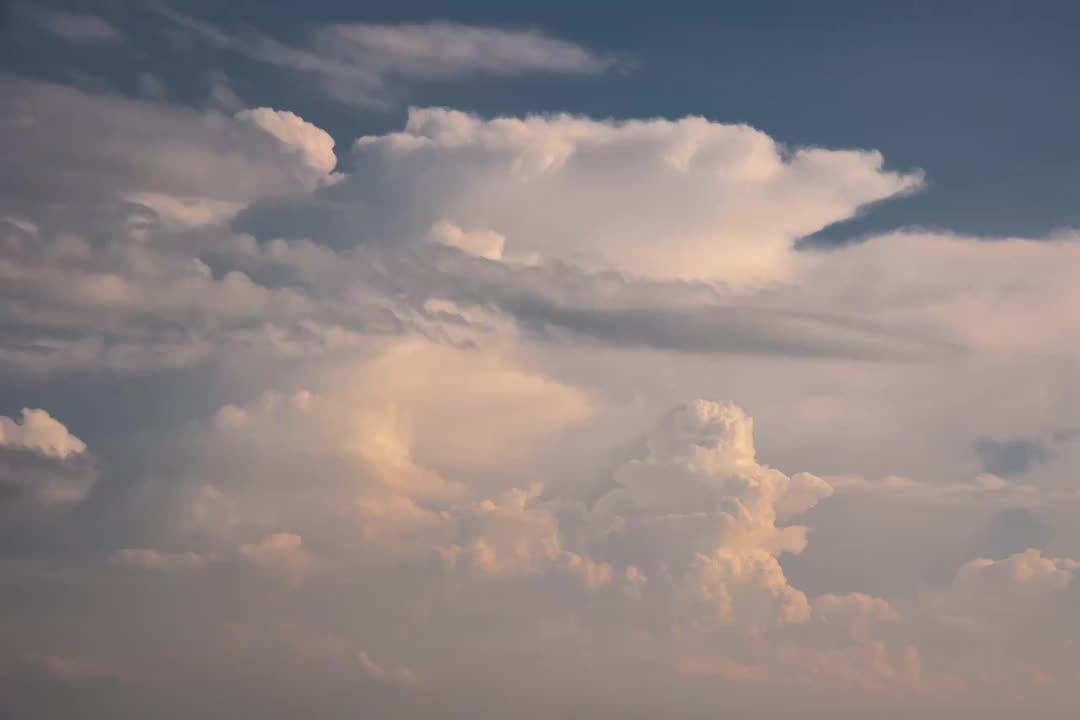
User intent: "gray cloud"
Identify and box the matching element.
[24,7,126,46]
[155,8,616,107]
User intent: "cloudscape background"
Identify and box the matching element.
[3,1,1080,718]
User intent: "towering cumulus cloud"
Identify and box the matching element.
[353,108,922,284]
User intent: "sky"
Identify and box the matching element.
[1,1,1080,718]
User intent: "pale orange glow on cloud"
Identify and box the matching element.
[4,5,1080,719]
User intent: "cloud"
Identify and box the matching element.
[0,83,954,374]
[440,484,612,589]
[27,9,126,46]
[5,65,1080,717]
[4,386,1079,714]
[351,108,922,283]
[918,549,1080,692]
[236,108,340,178]
[358,651,420,688]
[35,655,124,682]
[111,548,209,572]
[953,548,1078,594]
[585,401,836,632]
[207,70,244,112]
[238,532,323,585]
[0,408,94,503]
[0,408,86,458]
[790,230,1080,357]
[311,22,613,77]
[1,76,340,223]
[156,10,614,106]
[130,337,595,556]
[429,221,506,261]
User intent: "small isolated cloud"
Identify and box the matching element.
[238,532,323,585]
[358,651,420,688]
[0,408,94,504]
[0,408,86,458]
[953,548,1078,594]
[27,9,126,46]
[429,221,506,261]
[156,9,616,106]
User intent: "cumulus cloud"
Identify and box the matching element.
[5,54,1080,718]
[429,221,506,261]
[0,408,94,503]
[440,484,612,590]
[0,408,86,458]
[0,84,954,375]
[4,381,1078,714]
[236,108,340,179]
[238,532,323,585]
[1,76,340,224]
[585,401,837,633]
[352,108,922,283]
[132,338,595,556]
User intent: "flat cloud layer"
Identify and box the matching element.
[3,52,1080,720]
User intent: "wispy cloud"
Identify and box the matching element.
[155,7,617,106]
[27,8,126,46]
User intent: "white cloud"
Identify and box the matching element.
[587,401,835,631]
[429,221,505,261]
[236,108,340,178]
[353,108,922,283]
[0,408,86,459]
[440,484,612,589]
[5,69,1080,717]
[122,192,246,227]
[0,408,94,504]
[333,339,593,474]
[2,77,340,220]
[790,230,1080,357]
[312,22,612,79]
